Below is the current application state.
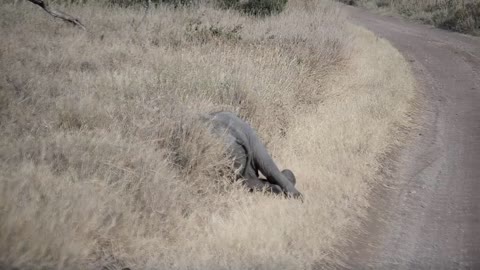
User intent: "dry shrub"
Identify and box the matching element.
[0,0,415,269]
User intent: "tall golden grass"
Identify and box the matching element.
[0,1,415,269]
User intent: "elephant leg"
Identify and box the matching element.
[228,141,249,179]
[228,141,286,195]
[243,165,283,194]
[245,177,284,194]
[281,169,296,186]
[264,169,296,187]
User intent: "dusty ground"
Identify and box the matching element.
[344,5,480,269]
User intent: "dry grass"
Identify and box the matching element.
[343,0,480,35]
[0,1,415,269]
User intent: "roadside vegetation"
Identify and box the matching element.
[0,0,416,269]
[339,0,480,35]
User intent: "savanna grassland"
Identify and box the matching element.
[340,0,480,35]
[0,0,416,269]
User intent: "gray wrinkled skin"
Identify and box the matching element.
[203,111,302,200]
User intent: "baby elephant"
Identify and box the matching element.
[204,111,303,200]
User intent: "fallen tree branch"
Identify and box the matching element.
[27,0,86,30]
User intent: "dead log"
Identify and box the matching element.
[27,0,86,30]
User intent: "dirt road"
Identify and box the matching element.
[343,6,480,269]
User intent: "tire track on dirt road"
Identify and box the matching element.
[343,6,480,269]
